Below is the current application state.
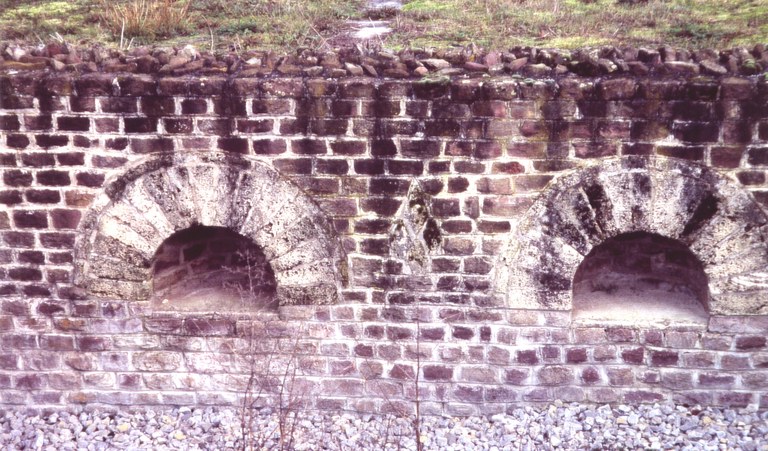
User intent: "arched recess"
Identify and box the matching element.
[74,152,346,307]
[572,231,710,325]
[507,156,768,315]
[151,225,278,312]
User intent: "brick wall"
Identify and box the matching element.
[0,70,767,414]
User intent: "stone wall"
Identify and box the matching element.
[1,66,767,415]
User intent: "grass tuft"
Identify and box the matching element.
[96,0,191,41]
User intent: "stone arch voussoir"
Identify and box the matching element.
[508,156,768,315]
[74,152,346,307]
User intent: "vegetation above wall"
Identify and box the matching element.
[0,0,765,53]
[392,0,768,51]
[0,0,364,51]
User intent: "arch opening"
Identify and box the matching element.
[74,153,346,307]
[507,157,768,315]
[572,231,709,325]
[151,225,277,312]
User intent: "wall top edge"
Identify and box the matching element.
[1,41,767,88]
[1,70,766,101]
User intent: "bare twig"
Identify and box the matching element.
[233,249,305,451]
[307,22,330,52]
[413,303,423,451]
[120,18,126,49]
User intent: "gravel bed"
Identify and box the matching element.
[1,402,766,450]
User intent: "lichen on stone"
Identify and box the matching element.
[389,181,442,272]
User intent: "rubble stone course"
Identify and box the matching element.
[0,41,767,414]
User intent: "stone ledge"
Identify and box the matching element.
[1,41,767,80]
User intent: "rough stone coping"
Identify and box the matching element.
[1,40,767,80]
[506,156,768,316]
[74,152,347,308]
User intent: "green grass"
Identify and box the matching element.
[0,0,765,52]
[0,0,364,51]
[390,0,768,50]
[0,0,97,40]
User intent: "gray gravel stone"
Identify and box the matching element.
[0,403,766,450]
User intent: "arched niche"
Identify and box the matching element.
[152,225,277,313]
[507,156,768,315]
[74,152,346,307]
[572,231,709,326]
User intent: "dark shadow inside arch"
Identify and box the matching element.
[572,231,709,325]
[151,225,277,312]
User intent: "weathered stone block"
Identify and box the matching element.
[709,316,768,333]
[133,352,183,372]
[716,392,754,407]
[735,335,767,350]
[721,355,750,370]
[598,78,637,100]
[623,390,664,403]
[453,385,483,402]
[400,139,441,157]
[516,349,539,365]
[650,351,679,367]
[581,367,601,384]
[566,348,588,363]
[537,366,573,385]
[720,77,755,99]
[423,365,453,381]
[57,116,90,131]
[15,374,45,390]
